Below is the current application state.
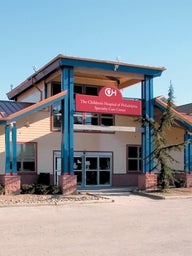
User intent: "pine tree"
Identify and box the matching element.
[143,83,185,191]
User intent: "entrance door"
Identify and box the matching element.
[85,153,112,186]
[54,151,112,187]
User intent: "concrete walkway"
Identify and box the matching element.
[0,192,192,256]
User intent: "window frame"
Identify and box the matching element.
[11,142,37,173]
[127,145,141,172]
[51,83,115,131]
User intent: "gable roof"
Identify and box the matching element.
[176,103,192,115]
[155,96,192,131]
[7,54,166,100]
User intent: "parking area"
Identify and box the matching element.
[0,193,192,256]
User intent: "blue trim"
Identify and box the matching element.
[5,125,10,173]
[59,59,164,77]
[61,68,69,174]
[61,66,74,174]
[184,132,189,171]
[189,134,192,171]
[12,123,17,173]
[6,92,67,124]
[69,68,74,174]
[142,76,154,172]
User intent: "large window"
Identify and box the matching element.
[11,143,36,172]
[127,145,141,172]
[52,83,62,130]
[51,83,114,130]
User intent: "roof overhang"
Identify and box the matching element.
[0,90,67,125]
[7,55,166,100]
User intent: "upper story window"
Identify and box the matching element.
[127,145,141,172]
[51,83,114,131]
[52,83,62,130]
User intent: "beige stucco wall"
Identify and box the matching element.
[74,115,142,174]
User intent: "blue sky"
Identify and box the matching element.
[0,0,192,105]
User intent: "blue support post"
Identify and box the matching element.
[141,76,154,172]
[68,68,74,174]
[184,132,192,171]
[184,132,189,171]
[5,124,11,174]
[189,134,192,171]
[12,122,17,174]
[61,66,74,174]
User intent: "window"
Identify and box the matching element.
[51,83,114,130]
[74,85,114,127]
[51,83,62,130]
[127,145,141,172]
[11,143,36,172]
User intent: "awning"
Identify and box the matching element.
[0,90,67,125]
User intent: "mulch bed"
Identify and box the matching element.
[0,193,110,207]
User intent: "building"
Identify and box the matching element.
[0,55,192,194]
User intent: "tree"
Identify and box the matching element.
[143,83,185,191]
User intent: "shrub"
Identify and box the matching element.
[174,179,186,188]
[21,184,61,195]
[21,184,36,194]
[0,184,5,195]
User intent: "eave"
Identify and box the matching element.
[7,54,166,100]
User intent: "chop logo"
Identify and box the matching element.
[105,88,117,97]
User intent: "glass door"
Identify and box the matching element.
[85,152,112,187]
[54,151,112,187]
[74,152,84,186]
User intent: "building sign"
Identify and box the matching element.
[75,86,141,116]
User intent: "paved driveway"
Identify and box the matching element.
[0,192,192,256]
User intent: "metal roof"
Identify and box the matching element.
[0,101,33,118]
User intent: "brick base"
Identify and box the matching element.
[59,174,77,195]
[138,173,157,190]
[185,172,192,188]
[2,174,21,195]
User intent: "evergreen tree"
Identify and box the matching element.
[143,83,185,191]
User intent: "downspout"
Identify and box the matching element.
[32,76,43,101]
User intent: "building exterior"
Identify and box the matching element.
[0,55,192,194]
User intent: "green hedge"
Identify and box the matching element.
[21,184,61,195]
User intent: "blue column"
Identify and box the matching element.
[12,122,17,174]
[5,124,11,174]
[184,132,192,171]
[141,76,154,172]
[61,66,74,174]
[184,132,189,171]
[68,68,74,174]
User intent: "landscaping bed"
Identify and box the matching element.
[0,192,110,207]
[133,187,192,199]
